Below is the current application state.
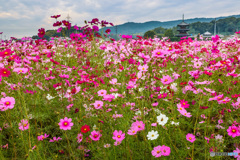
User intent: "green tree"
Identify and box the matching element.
[144,30,156,39]
[164,29,174,38]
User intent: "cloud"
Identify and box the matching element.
[0,0,239,39]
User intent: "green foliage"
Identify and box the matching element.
[143,30,156,39]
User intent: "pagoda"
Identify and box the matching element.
[175,14,190,37]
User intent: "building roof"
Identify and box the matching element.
[177,21,189,26]
[203,31,212,36]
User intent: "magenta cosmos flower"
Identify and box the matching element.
[38,133,49,141]
[18,119,29,131]
[161,75,173,85]
[186,133,196,143]
[112,130,125,142]
[0,68,11,77]
[227,126,240,138]
[160,145,171,156]
[58,117,74,130]
[0,97,15,110]
[180,99,189,108]
[89,130,102,141]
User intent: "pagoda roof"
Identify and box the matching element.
[177,21,189,26]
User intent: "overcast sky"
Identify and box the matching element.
[0,0,239,39]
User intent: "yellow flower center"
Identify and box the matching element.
[157,52,161,55]
[5,102,10,105]
[183,103,185,105]
[232,129,236,133]
[20,70,22,72]
[23,124,27,127]
[152,134,154,137]
[157,151,160,153]
[117,135,121,138]
[64,122,68,126]
[189,137,192,140]
[165,79,168,82]
[5,52,8,55]
[142,68,145,70]
[84,128,87,131]
[3,71,6,74]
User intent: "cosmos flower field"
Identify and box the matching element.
[0,17,240,159]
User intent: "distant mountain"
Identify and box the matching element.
[99,14,240,36]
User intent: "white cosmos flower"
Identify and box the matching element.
[138,87,144,92]
[147,130,159,140]
[46,94,55,100]
[153,108,161,114]
[157,114,169,126]
[112,93,119,98]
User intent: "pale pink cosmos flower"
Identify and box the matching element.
[38,134,49,141]
[186,133,196,143]
[177,103,187,113]
[0,97,15,110]
[97,89,107,96]
[18,119,29,131]
[76,133,83,143]
[49,137,62,142]
[138,64,148,72]
[151,145,162,158]
[127,126,138,135]
[93,100,103,109]
[112,130,125,142]
[104,144,111,148]
[132,120,145,131]
[161,75,173,85]
[114,141,122,146]
[58,117,74,130]
[89,130,102,141]
[227,126,240,138]
[181,110,192,118]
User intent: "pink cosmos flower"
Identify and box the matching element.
[180,109,192,118]
[38,133,49,141]
[89,130,102,141]
[13,68,28,74]
[58,117,74,130]
[151,145,162,158]
[138,64,148,72]
[160,145,171,156]
[161,75,173,85]
[132,120,145,131]
[76,133,83,143]
[114,141,122,146]
[49,137,62,142]
[126,81,137,89]
[97,89,107,96]
[177,103,187,113]
[0,97,15,110]
[152,49,167,58]
[18,119,29,131]
[227,126,240,138]
[66,104,73,112]
[93,100,103,109]
[112,130,125,142]
[233,147,240,159]
[186,133,196,143]
[127,126,138,135]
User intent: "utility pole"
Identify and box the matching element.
[214,18,217,36]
